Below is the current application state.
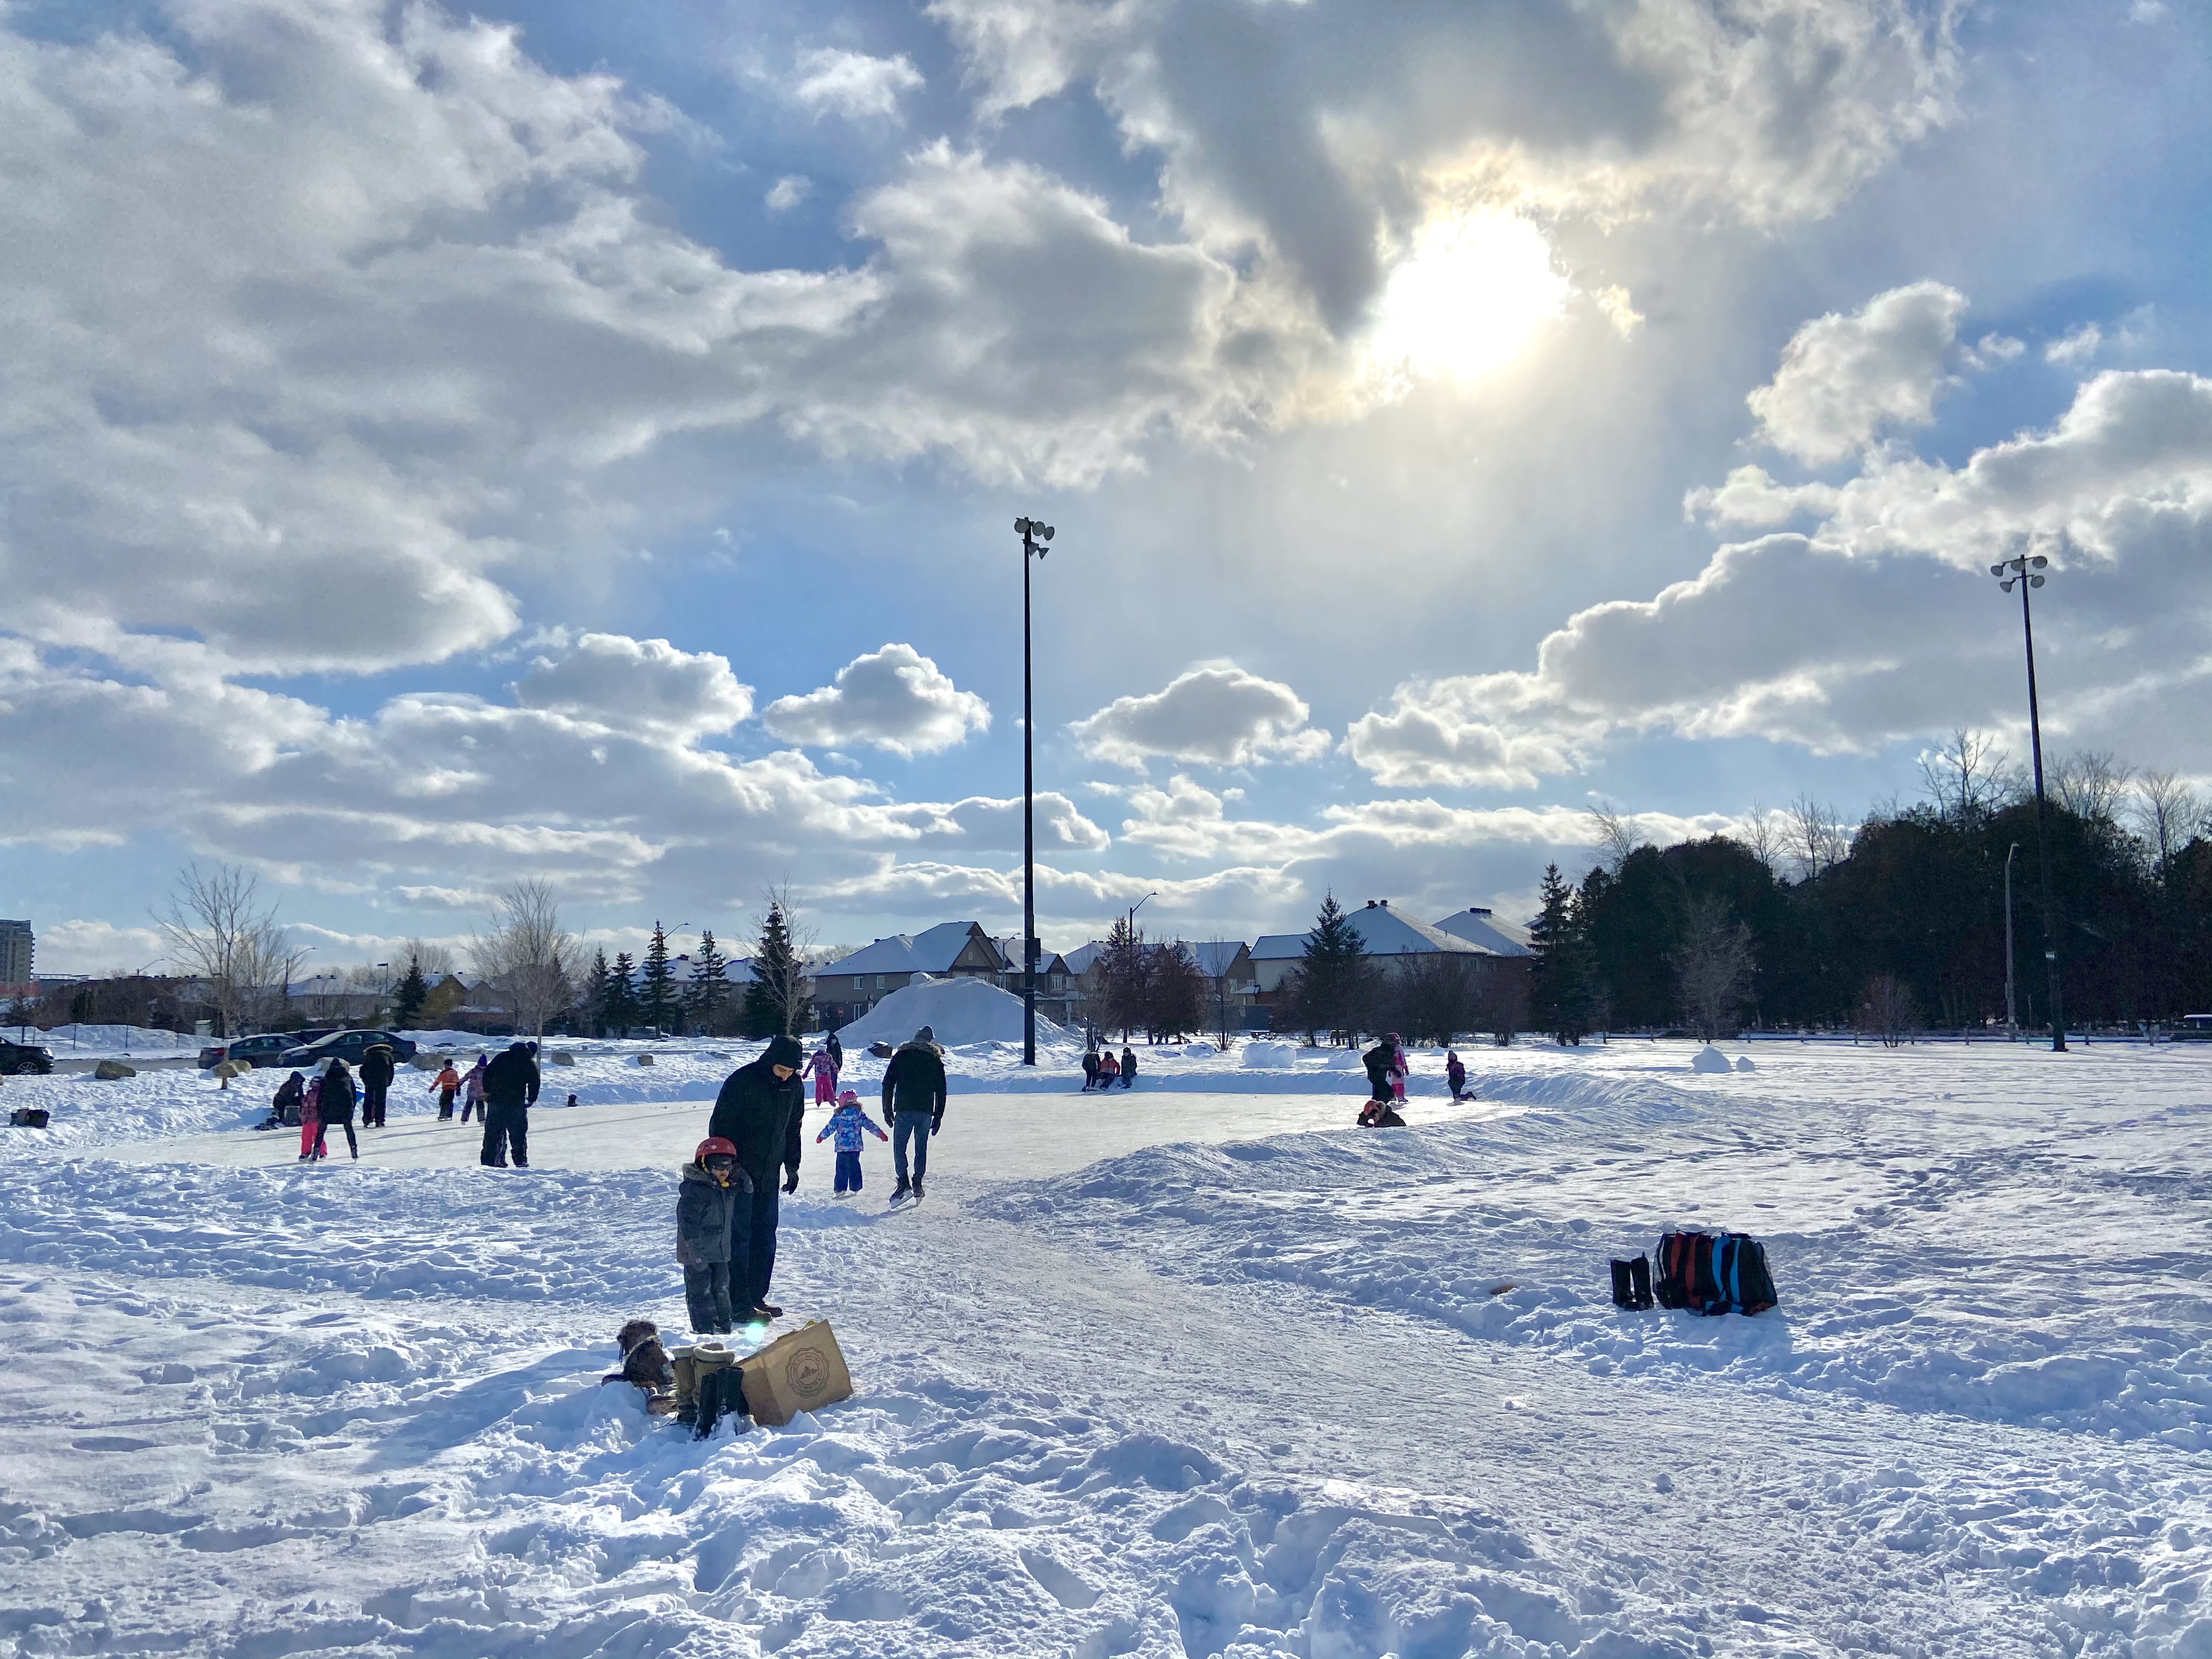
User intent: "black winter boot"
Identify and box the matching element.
[1610,1259,1635,1309]
[1628,1254,1655,1310]
[894,1177,910,1199]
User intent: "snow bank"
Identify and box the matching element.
[6,1023,202,1057]
[1690,1045,1731,1073]
[836,976,1079,1049]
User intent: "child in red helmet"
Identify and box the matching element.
[677,1136,752,1334]
[815,1089,889,1195]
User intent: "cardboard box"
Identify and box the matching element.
[739,1322,853,1426]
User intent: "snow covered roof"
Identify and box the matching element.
[1062,941,1107,975]
[1431,907,1534,957]
[820,922,1001,978]
[1252,902,1486,960]
[1188,940,1251,978]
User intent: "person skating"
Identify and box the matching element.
[806,1042,840,1108]
[1446,1049,1469,1102]
[358,1043,396,1128]
[316,1057,360,1160]
[1119,1044,1137,1088]
[825,1028,843,1074]
[479,1041,539,1168]
[1386,1033,1409,1103]
[1080,1045,1101,1092]
[459,1053,488,1124]
[706,1034,805,1318]
[1362,1035,1400,1104]
[431,1059,461,1120]
[676,1136,750,1334]
[815,1089,888,1194]
[881,1025,947,1199]
[1358,1097,1407,1128]
[297,1070,323,1160]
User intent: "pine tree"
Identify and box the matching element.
[744,904,810,1038]
[640,922,679,1034]
[1300,891,1368,1043]
[1097,918,1150,1040]
[582,949,612,1040]
[604,951,640,1037]
[392,953,430,1029]
[1528,864,1594,1044]
[687,929,729,1035]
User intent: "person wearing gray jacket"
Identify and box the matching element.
[676,1136,751,1334]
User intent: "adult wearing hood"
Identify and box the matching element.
[358,1042,396,1128]
[480,1041,540,1169]
[1119,1045,1137,1088]
[318,1057,359,1160]
[882,1026,947,1199]
[1362,1035,1401,1103]
[707,1034,806,1318]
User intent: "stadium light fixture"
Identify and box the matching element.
[1990,550,2065,1052]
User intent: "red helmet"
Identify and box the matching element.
[695,1137,738,1164]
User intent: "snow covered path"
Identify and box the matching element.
[4,1043,2211,1656]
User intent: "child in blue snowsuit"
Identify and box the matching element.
[816,1090,889,1194]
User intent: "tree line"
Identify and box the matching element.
[1269,895,1528,1047]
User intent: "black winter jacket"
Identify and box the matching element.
[1362,1043,1396,1099]
[358,1047,396,1090]
[881,1040,947,1122]
[320,1061,358,1121]
[707,1056,804,1187]
[675,1161,753,1266]
[484,1045,540,1108]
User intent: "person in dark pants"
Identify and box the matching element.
[358,1043,396,1128]
[1119,1045,1137,1088]
[315,1058,359,1160]
[706,1034,805,1319]
[479,1041,540,1168]
[676,1136,749,1334]
[1080,1046,1101,1092]
[881,1026,947,1199]
[825,1028,843,1074]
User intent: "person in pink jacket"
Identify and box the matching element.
[806,1043,840,1107]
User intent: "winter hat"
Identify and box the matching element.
[763,1034,805,1069]
[914,1025,934,1044]
[837,1089,861,1108]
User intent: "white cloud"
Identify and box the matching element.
[2046,323,2104,366]
[1070,664,1329,772]
[761,644,991,757]
[28,920,168,977]
[1746,282,1967,465]
[1344,679,1610,791]
[787,48,925,121]
[1963,333,2024,370]
[766,174,812,212]
[514,634,754,738]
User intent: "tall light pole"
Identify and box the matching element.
[2003,841,2019,1038]
[1015,516,1056,1066]
[1991,551,2066,1053]
[1127,890,1156,941]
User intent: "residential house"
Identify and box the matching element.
[989,936,1076,1025]
[812,922,1008,1028]
[1251,900,1533,1014]
[1432,906,1535,957]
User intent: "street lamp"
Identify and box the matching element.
[1128,890,1156,939]
[1991,550,2066,1053]
[2003,842,2019,1038]
[1014,515,1058,1066]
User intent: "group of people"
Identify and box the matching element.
[261,1040,543,1167]
[1078,1042,1139,1091]
[1355,1036,1476,1127]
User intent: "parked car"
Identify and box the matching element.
[0,1037,54,1076]
[196,1034,304,1070]
[2176,1014,2212,1042]
[278,1029,419,1069]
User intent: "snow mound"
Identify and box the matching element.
[1240,1041,1299,1068]
[1735,1054,1757,1072]
[1691,1045,1732,1073]
[11,1023,201,1057]
[837,976,1077,1050]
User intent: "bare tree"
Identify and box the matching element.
[1742,800,1780,872]
[155,863,303,1036]
[1398,952,1481,1048]
[1672,895,1756,1041]
[1586,802,1638,877]
[2131,770,2204,881]
[1918,728,2013,824]
[1784,794,1849,883]
[2049,749,2134,824]
[403,938,459,980]
[1854,974,1919,1047]
[469,880,580,1037]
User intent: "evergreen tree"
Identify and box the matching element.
[604,951,640,1036]
[1528,863,1595,1043]
[640,922,680,1034]
[1097,918,1150,1040]
[1299,891,1368,1042]
[581,949,612,1039]
[1142,941,1206,1041]
[687,929,730,1035]
[743,904,811,1037]
[391,953,430,1029]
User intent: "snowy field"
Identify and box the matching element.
[2,1041,2210,1657]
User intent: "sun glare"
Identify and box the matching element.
[1365,210,1571,387]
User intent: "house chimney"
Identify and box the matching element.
[1470,907,1491,917]
[1378,899,1389,909]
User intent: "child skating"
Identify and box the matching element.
[815,1089,888,1194]
[431,1059,461,1120]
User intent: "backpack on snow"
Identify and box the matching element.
[1655,1229,1776,1316]
[8,1107,50,1129]
[1711,1232,1778,1316]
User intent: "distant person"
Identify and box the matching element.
[431,1059,461,1119]
[1362,1036,1400,1104]
[479,1041,540,1169]
[296,1071,323,1160]
[1097,1048,1119,1089]
[264,1070,304,1132]
[1387,1033,1409,1103]
[824,1028,844,1074]
[1080,1045,1101,1092]
[707,1034,806,1318]
[806,1042,840,1108]
[816,1089,889,1194]
[676,1136,748,1335]
[460,1053,488,1124]
[317,1057,359,1160]
[1446,1049,1469,1102]
[1358,1098,1406,1128]
[358,1043,396,1128]
[882,1026,947,1200]
[1119,1045,1137,1088]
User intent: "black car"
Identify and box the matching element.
[197,1033,305,1070]
[278,1029,420,1069]
[0,1037,54,1076]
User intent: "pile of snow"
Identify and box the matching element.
[1240,1040,1299,1068]
[1735,1054,1757,1072]
[1690,1045,1732,1073]
[7,1023,201,1056]
[837,976,1077,1049]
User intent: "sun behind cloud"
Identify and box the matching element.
[1364,209,1571,389]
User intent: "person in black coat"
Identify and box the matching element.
[261,1070,305,1130]
[706,1034,805,1317]
[358,1044,396,1128]
[825,1028,843,1073]
[881,1026,947,1198]
[1080,1046,1100,1092]
[1119,1045,1137,1088]
[1362,1038,1397,1103]
[480,1042,540,1169]
[675,1136,750,1333]
[318,1058,359,1160]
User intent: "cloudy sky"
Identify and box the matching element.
[3,0,2207,973]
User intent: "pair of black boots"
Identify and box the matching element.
[894,1177,924,1199]
[1609,1255,1656,1310]
[692,1367,750,1439]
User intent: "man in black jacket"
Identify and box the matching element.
[358,1043,396,1128]
[881,1026,947,1199]
[707,1034,805,1318]
[480,1041,540,1169]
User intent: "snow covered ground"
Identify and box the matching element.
[3,1040,2210,1656]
